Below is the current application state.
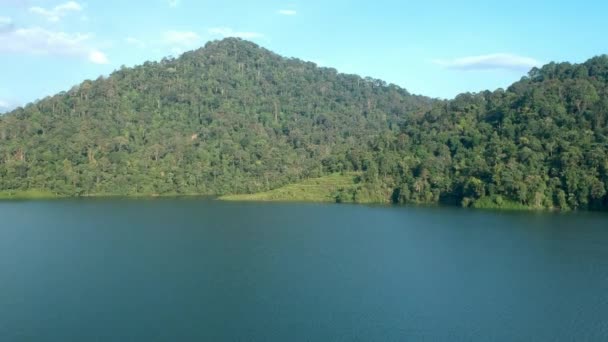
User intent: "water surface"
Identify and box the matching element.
[1,199,607,341]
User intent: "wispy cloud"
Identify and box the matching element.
[0,16,14,32]
[278,9,297,15]
[168,0,180,8]
[88,50,109,64]
[29,1,83,22]
[0,26,109,64]
[434,53,540,71]
[208,27,263,39]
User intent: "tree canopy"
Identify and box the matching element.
[1,38,607,210]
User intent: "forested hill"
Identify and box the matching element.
[0,39,433,197]
[1,38,607,210]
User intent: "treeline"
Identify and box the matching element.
[0,38,606,210]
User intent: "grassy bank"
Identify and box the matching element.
[220,173,363,203]
[0,189,63,200]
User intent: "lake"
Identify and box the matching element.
[0,199,607,341]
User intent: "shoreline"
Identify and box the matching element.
[1,189,603,214]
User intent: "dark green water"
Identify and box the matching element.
[1,199,607,341]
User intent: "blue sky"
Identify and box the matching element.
[1,0,607,112]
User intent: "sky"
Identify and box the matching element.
[1,0,607,112]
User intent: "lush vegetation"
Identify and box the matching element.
[1,38,607,210]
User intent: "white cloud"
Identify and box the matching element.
[0,16,13,32]
[0,26,109,64]
[0,16,12,25]
[29,1,83,22]
[208,27,263,39]
[88,50,109,64]
[0,27,89,54]
[278,9,297,15]
[168,0,180,8]
[434,53,540,71]
[162,30,200,46]
[56,1,82,11]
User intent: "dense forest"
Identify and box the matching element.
[1,38,607,210]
